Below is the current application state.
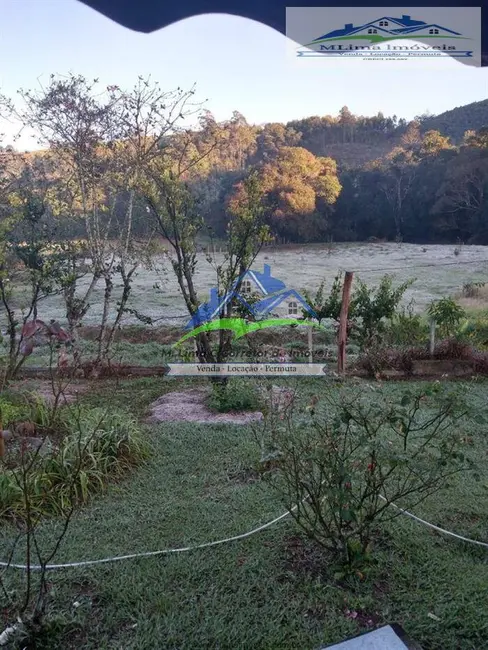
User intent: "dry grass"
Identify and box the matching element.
[456,282,488,311]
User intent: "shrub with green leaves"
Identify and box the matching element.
[385,302,429,347]
[0,406,150,519]
[258,383,475,573]
[428,297,466,339]
[208,379,261,413]
[350,275,415,348]
[301,275,343,324]
[457,318,488,350]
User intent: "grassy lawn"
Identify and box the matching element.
[1,377,487,649]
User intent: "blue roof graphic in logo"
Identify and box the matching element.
[184,264,316,330]
[306,13,466,47]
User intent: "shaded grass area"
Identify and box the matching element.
[0,377,487,649]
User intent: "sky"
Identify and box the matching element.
[1,0,487,150]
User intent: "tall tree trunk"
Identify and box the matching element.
[96,273,113,364]
[102,265,137,362]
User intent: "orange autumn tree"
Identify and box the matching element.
[229,146,341,242]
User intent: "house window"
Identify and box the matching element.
[379,21,388,26]
[368,28,377,34]
[429,28,439,34]
[241,280,252,294]
[288,301,298,315]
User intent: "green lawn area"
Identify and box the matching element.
[1,377,487,649]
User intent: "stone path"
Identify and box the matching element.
[145,388,264,425]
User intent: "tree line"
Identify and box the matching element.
[1,77,487,247]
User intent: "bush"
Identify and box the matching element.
[0,406,150,519]
[428,297,466,339]
[472,351,488,375]
[356,346,415,375]
[258,383,473,572]
[208,379,261,413]
[457,318,488,350]
[349,275,415,349]
[432,338,473,360]
[0,394,53,429]
[357,337,482,376]
[385,304,429,346]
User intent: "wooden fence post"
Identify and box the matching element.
[337,271,354,375]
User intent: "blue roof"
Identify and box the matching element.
[232,263,286,294]
[184,287,226,330]
[391,24,461,36]
[184,264,307,330]
[253,289,317,318]
[184,285,266,330]
[313,15,451,41]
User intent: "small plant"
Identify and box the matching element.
[258,383,473,570]
[208,379,261,413]
[428,297,466,339]
[350,275,415,348]
[231,291,262,320]
[301,274,343,324]
[386,302,428,346]
[457,318,488,350]
[0,406,149,519]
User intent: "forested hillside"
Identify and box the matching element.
[1,77,487,247]
[419,99,488,143]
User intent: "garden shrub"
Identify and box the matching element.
[385,304,429,346]
[428,297,466,339]
[349,275,414,348]
[258,383,474,573]
[356,338,486,376]
[356,346,415,375]
[0,406,150,519]
[472,351,488,375]
[0,394,54,429]
[208,379,261,413]
[457,318,488,350]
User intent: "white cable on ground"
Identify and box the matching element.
[379,496,488,548]
[0,495,487,572]
[0,504,297,571]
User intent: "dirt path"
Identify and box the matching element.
[145,388,264,425]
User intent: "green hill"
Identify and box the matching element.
[420,99,488,142]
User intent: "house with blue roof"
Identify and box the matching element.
[184,263,316,329]
[311,14,461,43]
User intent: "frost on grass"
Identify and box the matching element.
[3,243,488,330]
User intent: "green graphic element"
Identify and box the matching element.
[307,34,468,47]
[175,317,326,346]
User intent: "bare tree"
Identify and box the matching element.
[18,75,120,350]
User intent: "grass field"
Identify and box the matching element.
[1,376,487,649]
[5,243,488,329]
